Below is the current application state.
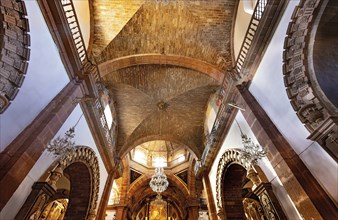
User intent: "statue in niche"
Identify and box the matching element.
[243,198,265,220]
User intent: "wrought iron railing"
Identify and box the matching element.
[59,0,117,158]
[60,0,102,83]
[94,98,115,152]
[234,0,268,75]
[195,76,235,175]
[60,0,87,64]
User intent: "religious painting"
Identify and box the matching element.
[149,200,167,220]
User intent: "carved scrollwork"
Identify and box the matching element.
[283,0,324,131]
[215,148,251,211]
[0,0,30,113]
[259,191,278,220]
[28,193,48,220]
[283,0,338,159]
[53,145,100,218]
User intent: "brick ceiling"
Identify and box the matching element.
[91,0,238,158]
[103,65,218,157]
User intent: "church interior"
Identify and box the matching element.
[0,0,337,219]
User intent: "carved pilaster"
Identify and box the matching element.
[246,168,261,189]
[47,165,64,190]
[217,208,224,220]
[254,183,287,220]
[87,210,97,220]
[15,182,56,220]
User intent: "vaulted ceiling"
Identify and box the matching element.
[89,0,238,158]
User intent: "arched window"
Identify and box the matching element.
[243,0,257,15]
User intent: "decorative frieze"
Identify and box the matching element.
[283,0,338,159]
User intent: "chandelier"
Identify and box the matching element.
[149,167,169,202]
[46,127,76,157]
[239,133,266,165]
[234,119,266,165]
[46,114,83,157]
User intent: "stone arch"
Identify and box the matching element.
[130,187,186,220]
[119,134,201,159]
[0,0,30,113]
[51,146,100,220]
[98,54,225,83]
[215,148,252,213]
[215,149,287,219]
[127,175,188,220]
[283,0,338,159]
[127,174,190,199]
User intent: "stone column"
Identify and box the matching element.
[237,83,337,219]
[95,171,114,220]
[115,205,128,220]
[15,182,56,220]
[202,175,218,220]
[187,203,199,220]
[0,80,83,210]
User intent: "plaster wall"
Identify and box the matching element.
[0,105,108,219]
[249,0,338,203]
[0,1,69,152]
[208,111,301,219]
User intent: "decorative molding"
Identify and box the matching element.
[52,145,100,218]
[283,0,338,159]
[0,0,30,113]
[15,182,56,220]
[215,149,287,219]
[215,148,251,211]
[195,74,238,179]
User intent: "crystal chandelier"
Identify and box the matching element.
[46,114,83,157]
[46,127,76,157]
[234,119,266,165]
[149,167,169,202]
[239,133,266,165]
[150,167,169,194]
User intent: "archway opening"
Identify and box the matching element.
[63,162,91,220]
[134,195,181,220]
[221,164,248,219]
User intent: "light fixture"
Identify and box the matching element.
[46,114,83,157]
[149,167,169,203]
[235,119,266,165]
